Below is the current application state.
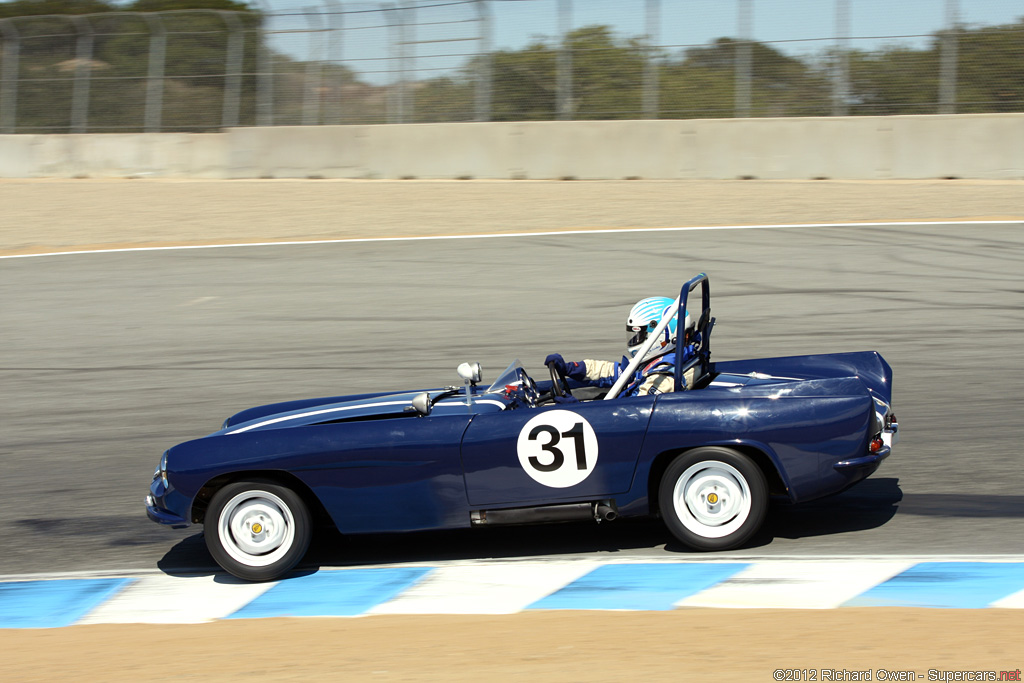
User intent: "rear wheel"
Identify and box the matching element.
[205,480,312,581]
[659,447,767,551]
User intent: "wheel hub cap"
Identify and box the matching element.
[673,460,753,539]
[218,490,296,567]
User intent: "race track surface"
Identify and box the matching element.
[3,220,1023,576]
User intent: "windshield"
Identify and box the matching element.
[485,359,524,394]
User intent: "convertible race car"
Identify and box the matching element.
[146,274,898,581]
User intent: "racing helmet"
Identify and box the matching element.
[626,296,690,361]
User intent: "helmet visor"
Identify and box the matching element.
[626,323,654,348]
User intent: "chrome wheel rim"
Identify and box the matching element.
[217,490,295,567]
[673,460,752,539]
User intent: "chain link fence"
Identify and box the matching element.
[0,0,1021,133]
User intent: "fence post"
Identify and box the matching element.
[70,15,94,133]
[219,11,245,128]
[831,0,850,116]
[142,13,166,133]
[0,18,19,134]
[556,0,572,120]
[402,2,415,122]
[474,0,492,122]
[387,4,400,123]
[303,6,324,125]
[254,0,274,126]
[939,0,959,114]
[643,0,660,119]
[735,0,752,118]
[388,3,414,124]
[323,0,344,125]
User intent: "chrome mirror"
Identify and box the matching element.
[410,392,431,416]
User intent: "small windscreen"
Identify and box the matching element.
[485,360,523,393]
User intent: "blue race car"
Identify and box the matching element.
[146,274,898,581]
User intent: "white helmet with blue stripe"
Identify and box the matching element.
[626,296,690,361]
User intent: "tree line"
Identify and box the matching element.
[1,0,1021,131]
[418,20,1024,121]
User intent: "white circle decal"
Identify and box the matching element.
[516,410,599,488]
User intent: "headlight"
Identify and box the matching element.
[156,451,169,488]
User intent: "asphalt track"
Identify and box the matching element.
[2,221,1023,578]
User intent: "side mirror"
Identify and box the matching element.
[409,392,432,416]
[456,362,483,384]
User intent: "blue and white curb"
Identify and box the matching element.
[2,558,1023,628]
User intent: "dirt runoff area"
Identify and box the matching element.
[2,178,1022,679]
[3,609,1022,681]
[1,177,1022,256]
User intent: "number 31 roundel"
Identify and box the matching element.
[516,410,599,488]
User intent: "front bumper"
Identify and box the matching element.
[145,477,191,528]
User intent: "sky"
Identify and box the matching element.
[249,0,1023,48]
[489,0,1021,52]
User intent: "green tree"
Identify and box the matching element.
[844,18,1023,115]
[568,26,646,119]
[954,19,1024,113]
[472,26,647,121]
[415,27,832,122]
[128,0,250,10]
[0,0,261,131]
[411,75,475,123]
[847,46,937,114]
[490,40,557,120]
[661,38,831,118]
[0,1,115,18]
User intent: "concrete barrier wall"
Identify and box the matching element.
[2,114,1022,180]
[0,133,227,179]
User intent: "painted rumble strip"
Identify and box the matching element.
[2,560,1024,628]
[0,578,133,628]
[529,562,749,611]
[844,562,1024,609]
[227,567,433,619]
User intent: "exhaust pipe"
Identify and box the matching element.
[594,502,618,522]
[470,500,619,526]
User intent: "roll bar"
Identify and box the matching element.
[603,272,710,400]
[675,273,711,392]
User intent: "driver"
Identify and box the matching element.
[545,296,698,399]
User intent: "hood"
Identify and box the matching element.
[221,391,431,435]
[218,387,508,435]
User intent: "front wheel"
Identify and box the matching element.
[659,447,767,551]
[205,480,312,581]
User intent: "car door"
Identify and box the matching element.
[460,396,655,506]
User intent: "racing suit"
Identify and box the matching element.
[575,343,699,397]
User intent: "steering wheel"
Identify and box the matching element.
[547,360,574,400]
[517,368,540,407]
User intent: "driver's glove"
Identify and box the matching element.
[544,353,587,381]
[553,394,579,404]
